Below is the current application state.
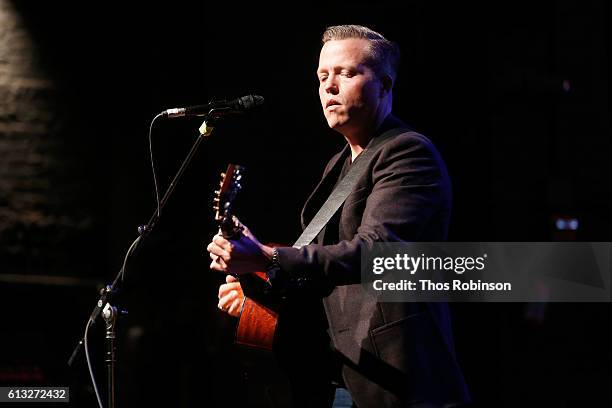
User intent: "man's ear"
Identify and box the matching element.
[379,74,393,97]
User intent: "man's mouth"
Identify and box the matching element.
[326,99,341,109]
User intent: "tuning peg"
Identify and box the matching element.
[214,190,220,195]
[213,197,220,203]
[220,172,226,179]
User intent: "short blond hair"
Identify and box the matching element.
[322,25,400,81]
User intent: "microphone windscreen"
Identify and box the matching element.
[239,95,264,110]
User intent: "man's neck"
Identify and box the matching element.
[347,139,366,162]
[344,112,391,161]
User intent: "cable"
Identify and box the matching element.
[120,235,141,283]
[84,318,104,408]
[82,113,159,407]
[149,113,164,219]
[81,111,199,407]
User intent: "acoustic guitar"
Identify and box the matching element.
[213,164,279,351]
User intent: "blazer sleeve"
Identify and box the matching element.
[270,132,451,290]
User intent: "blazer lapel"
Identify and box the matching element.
[299,114,409,230]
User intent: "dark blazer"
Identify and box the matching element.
[274,115,470,407]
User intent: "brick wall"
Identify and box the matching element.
[0,0,97,276]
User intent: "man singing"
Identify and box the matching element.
[207,25,470,408]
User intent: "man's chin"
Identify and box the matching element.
[326,118,347,131]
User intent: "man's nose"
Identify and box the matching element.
[324,76,339,94]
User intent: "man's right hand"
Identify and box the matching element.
[217,274,245,318]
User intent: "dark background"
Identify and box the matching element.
[1,1,610,406]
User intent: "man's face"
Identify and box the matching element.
[317,38,383,133]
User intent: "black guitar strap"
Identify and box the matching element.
[292,127,409,249]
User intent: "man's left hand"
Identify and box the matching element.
[206,220,273,276]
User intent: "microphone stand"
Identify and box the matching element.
[103,303,118,408]
[68,111,222,408]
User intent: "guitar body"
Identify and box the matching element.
[236,272,278,351]
[235,275,291,407]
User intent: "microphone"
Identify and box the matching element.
[161,95,264,118]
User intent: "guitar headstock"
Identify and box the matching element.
[213,164,246,238]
